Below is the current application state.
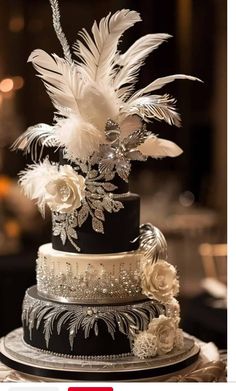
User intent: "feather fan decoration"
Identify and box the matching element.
[139,223,168,263]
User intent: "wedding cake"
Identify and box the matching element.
[6,0,201,380]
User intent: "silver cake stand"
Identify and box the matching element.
[0,328,200,381]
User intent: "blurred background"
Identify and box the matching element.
[0,0,226,350]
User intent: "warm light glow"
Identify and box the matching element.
[0,176,12,198]
[4,220,21,238]
[9,16,24,32]
[12,76,24,90]
[0,78,14,93]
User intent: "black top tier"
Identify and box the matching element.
[51,150,140,254]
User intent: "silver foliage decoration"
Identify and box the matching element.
[51,121,151,250]
[139,223,168,263]
[52,211,80,251]
[22,291,165,350]
[91,119,149,183]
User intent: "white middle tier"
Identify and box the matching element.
[37,243,146,304]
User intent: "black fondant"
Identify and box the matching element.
[23,319,131,357]
[22,289,161,357]
[52,194,140,253]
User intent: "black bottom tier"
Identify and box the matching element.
[0,328,201,381]
[22,286,165,358]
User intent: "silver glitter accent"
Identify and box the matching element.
[52,211,81,252]
[22,287,165,350]
[37,254,142,303]
[49,0,72,63]
[23,339,132,360]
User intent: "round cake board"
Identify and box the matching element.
[0,328,200,381]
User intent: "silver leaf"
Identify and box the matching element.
[112,200,124,212]
[95,209,105,221]
[53,227,61,236]
[60,229,66,245]
[92,217,104,233]
[116,160,131,182]
[102,182,117,191]
[104,172,115,181]
[126,150,147,161]
[92,200,103,210]
[88,169,98,179]
[67,226,78,239]
[102,196,112,212]
[77,205,89,227]
[99,159,115,175]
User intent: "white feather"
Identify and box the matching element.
[11,123,57,160]
[120,115,143,138]
[74,10,141,83]
[128,74,202,103]
[114,34,171,94]
[137,135,183,158]
[28,49,83,115]
[121,94,181,127]
[77,83,119,131]
[19,159,59,215]
[54,114,103,161]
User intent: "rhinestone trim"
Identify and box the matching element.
[22,338,132,360]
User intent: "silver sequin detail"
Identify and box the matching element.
[22,287,165,350]
[37,256,142,303]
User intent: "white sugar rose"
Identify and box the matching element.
[132,331,158,359]
[141,260,179,303]
[148,315,177,355]
[45,165,85,213]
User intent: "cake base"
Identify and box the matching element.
[0,328,200,381]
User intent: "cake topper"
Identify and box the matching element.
[12,0,201,251]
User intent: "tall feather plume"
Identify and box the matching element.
[19,159,59,216]
[28,49,82,115]
[114,33,171,98]
[74,10,141,83]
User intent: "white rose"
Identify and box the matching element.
[45,165,85,213]
[141,260,179,303]
[148,315,177,355]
